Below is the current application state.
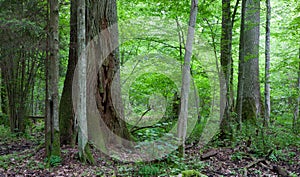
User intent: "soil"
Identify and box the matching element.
[0,137,299,176]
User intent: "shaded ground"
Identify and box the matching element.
[0,136,299,177]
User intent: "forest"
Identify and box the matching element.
[0,0,299,176]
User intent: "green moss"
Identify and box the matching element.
[85,144,95,165]
[79,144,95,165]
[52,130,61,156]
[182,170,207,177]
[45,130,61,158]
[59,93,75,145]
[45,131,51,157]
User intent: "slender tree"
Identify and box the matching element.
[294,47,300,130]
[264,0,271,127]
[76,0,88,162]
[177,0,198,157]
[236,0,246,130]
[45,0,60,158]
[219,0,233,139]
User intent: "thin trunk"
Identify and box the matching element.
[264,0,271,127]
[0,68,2,113]
[294,47,300,130]
[229,0,240,111]
[0,69,7,115]
[77,0,88,162]
[236,0,246,130]
[204,19,220,76]
[220,0,233,139]
[45,0,50,156]
[177,0,198,157]
[45,0,60,158]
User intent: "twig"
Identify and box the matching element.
[129,108,151,133]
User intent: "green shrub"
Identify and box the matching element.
[46,155,61,167]
[138,164,160,177]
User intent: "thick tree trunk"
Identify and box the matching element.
[219,0,233,139]
[264,0,271,127]
[177,0,198,157]
[59,0,77,145]
[237,0,261,125]
[87,0,131,144]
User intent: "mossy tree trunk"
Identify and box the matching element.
[59,0,77,146]
[294,47,300,130]
[219,0,233,140]
[236,0,246,131]
[236,0,262,126]
[45,0,60,158]
[76,0,90,163]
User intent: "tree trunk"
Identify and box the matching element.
[59,0,77,146]
[0,69,8,115]
[294,47,300,130]
[219,0,233,139]
[177,0,198,157]
[264,0,271,127]
[45,0,60,158]
[86,0,131,145]
[76,0,90,163]
[230,0,240,112]
[236,0,246,130]
[237,0,261,125]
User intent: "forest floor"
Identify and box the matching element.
[0,126,299,176]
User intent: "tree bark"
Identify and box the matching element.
[87,0,131,144]
[219,0,233,139]
[45,0,60,158]
[236,0,246,130]
[264,0,271,127]
[59,0,77,146]
[237,0,262,125]
[77,0,88,162]
[294,47,300,130]
[177,0,198,157]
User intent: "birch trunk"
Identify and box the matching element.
[77,0,88,162]
[177,0,198,157]
[294,47,300,130]
[264,0,271,127]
